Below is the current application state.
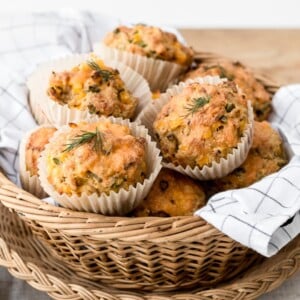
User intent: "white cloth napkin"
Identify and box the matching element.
[0,11,299,257]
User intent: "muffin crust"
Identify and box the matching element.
[25,127,57,176]
[44,121,147,196]
[48,55,137,119]
[132,168,206,217]
[104,24,194,66]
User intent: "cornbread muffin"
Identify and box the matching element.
[104,24,194,66]
[182,61,271,121]
[25,127,57,176]
[47,55,138,119]
[206,121,287,195]
[132,168,206,217]
[43,120,147,196]
[19,126,57,198]
[153,80,249,169]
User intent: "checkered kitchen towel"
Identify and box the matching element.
[0,11,300,257]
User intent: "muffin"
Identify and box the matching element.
[150,77,253,179]
[19,126,57,198]
[206,121,288,196]
[182,60,271,121]
[94,24,194,91]
[38,117,162,215]
[132,168,206,217]
[104,24,193,66]
[28,54,151,126]
[47,55,138,119]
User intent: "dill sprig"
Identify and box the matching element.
[205,64,234,80]
[86,60,113,82]
[63,128,105,153]
[184,96,211,117]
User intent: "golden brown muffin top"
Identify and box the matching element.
[182,60,271,121]
[44,121,147,196]
[47,55,137,119]
[104,24,194,66]
[153,80,249,168]
[251,121,285,159]
[206,121,287,195]
[25,127,57,176]
[132,168,206,217]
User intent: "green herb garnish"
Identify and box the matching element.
[88,85,100,93]
[87,104,97,114]
[63,128,106,153]
[184,96,211,117]
[110,178,125,191]
[87,170,102,182]
[147,50,157,58]
[53,157,60,165]
[86,60,113,82]
[219,115,228,123]
[204,64,226,78]
[204,64,234,80]
[136,40,147,48]
[225,103,236,113]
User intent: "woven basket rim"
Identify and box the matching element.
[0,51,280,241]
[0,201,299,300]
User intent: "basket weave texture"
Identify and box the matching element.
[1,198,300,300]
[0,52,280,292]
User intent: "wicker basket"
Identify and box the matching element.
[1,199,300,300]
[0,52,280,292]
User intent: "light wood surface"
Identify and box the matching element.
[180,29,300,85]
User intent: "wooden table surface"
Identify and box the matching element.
[180,29,300,85]
[1,29,300,300]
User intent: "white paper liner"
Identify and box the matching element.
[27,53,152,126]
[19,125,56,199]
[93,42,187,92]
[38,116,162,215]
[138,76,254,180]
[28,92,52,125]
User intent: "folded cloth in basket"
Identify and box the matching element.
[0,11,300,257]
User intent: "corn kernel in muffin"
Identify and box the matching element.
[25,127,57,176]
[182,61,271,121]
[44,121,147,196]
[153,80,249,169]
[152,90,161,100]
[132,168,206,217]
[104,24,194,67]
[206,121,287,195]
[47,55,138,119]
